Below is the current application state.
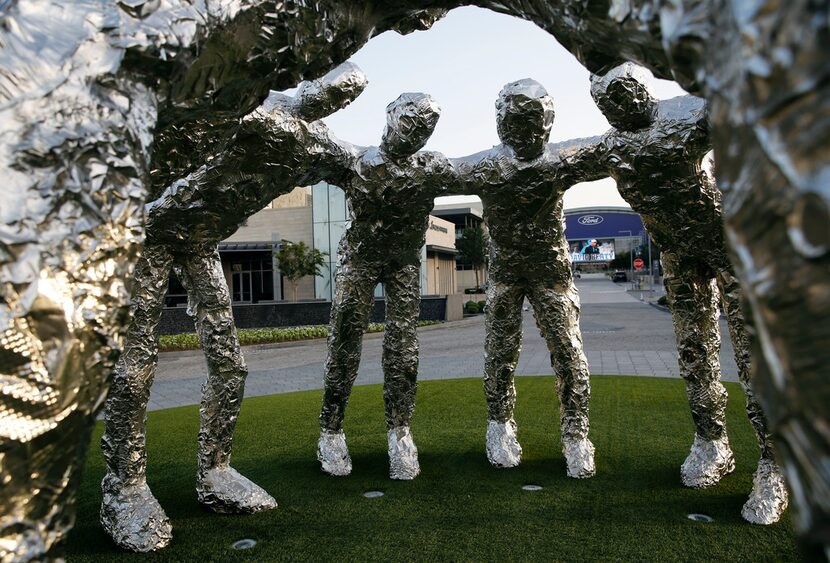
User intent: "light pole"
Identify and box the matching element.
[621,230,633,277]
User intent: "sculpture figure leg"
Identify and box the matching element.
[380,264,422,480]
[717,268,788,524]
[661,251,734,488]
[482,279,526,468]
[318,259,379,476]
[528,279,595,479]
[100,245,174,552]
[175,249,277,514]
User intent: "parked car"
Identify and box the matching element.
[611,271,628,283]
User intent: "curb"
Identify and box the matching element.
[648,302,671,313]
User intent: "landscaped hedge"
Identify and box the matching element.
[159,320,443,352]
[464,301,479,314]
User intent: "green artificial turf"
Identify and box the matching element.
[66,376,800,562]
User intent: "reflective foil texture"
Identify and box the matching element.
[0,3,159,560]
[101,63,367,552]
[696,0,829,547]
[0,1,443,556]
[319,93,457,479]
[455,79,606,478]
[590,64,787,522]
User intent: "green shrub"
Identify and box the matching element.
[159,320,444,351]
[477,300,486,313]
[465,301,479,314]
[657,295,668,307]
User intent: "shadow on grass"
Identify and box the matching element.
[66,376,800,562]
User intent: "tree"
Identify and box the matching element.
[456,224,488,288]
[274,240,328,302]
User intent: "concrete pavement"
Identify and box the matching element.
[147,274,739,411]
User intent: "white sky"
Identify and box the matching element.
[318,6,687,210]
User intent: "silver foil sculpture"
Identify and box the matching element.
[590,63,789,524]
[2,0,827,555]
[317,93,458,480]
[100,63,368,552]
[1,2,443,558]
[455,80,606,478]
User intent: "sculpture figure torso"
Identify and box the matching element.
[340,148,453,267]
[601,96,724,266]
[463,140,604,284]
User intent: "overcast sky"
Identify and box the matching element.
[316,6,687,210]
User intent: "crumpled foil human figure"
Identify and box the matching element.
[2,0,827,556]
[660,0,829,550]
[317,93,458,480]
[100,63,368,552]
[0,4,166,560]
[455,80,607,479]
[1,2,444,557]
[589,63,789,524]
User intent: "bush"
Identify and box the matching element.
[657,295,668,307]
[465,301,479,314]
[159,320,444,351]
[477,300,486,313]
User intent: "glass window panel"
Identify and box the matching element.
[328,221,347,258]
[328,184,347,223]
[312,182,329,223]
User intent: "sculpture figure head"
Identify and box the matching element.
[495,79,555,161]
[590,63,658,131]
[380,93,441,159]
[293,62,369,121]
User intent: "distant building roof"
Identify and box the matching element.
[564,208,645,240]
[426,244,459,255]
[564,206,636,215]
[218,242,276,252]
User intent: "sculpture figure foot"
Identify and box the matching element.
[100,473,173,552]
[681,434,735,488]
[196,466,277,514]
[562,437,596,478]
[318,429,352,476]
[486,419,523,468]
[742,458,789,525]
[388,426,420,480]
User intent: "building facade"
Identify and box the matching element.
[563,206,647,269]
[163,184,459,308]
[431,203,487,292]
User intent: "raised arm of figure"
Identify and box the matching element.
[449,149,497,197]
[242,62,367,186]
[548,135,610,186]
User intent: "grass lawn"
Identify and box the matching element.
[66,376,800,562]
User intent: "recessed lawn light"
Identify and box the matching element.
[232,539,257,550]
[522,484,543,491]
[687,513,714,523]
[363,490,384,498]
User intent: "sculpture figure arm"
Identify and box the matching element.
[547,135,610,186]
[449,150,494,196]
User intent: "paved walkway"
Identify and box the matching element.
[149,275,739,411]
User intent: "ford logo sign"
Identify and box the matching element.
[578,215,604,225]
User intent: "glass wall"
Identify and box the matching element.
[312,181,428,300]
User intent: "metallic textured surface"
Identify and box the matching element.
[388,426,421,480]
[486,420,523,468]
[456,80,605,478]
[0,3,157,560]
[318,93,456,479]
[692,0,829,548]
[317,429,352,476]
[100,63,367,552]
[590,63,788,522]
[3,0,827,554]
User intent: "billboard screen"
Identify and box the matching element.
[569,239,615,263]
